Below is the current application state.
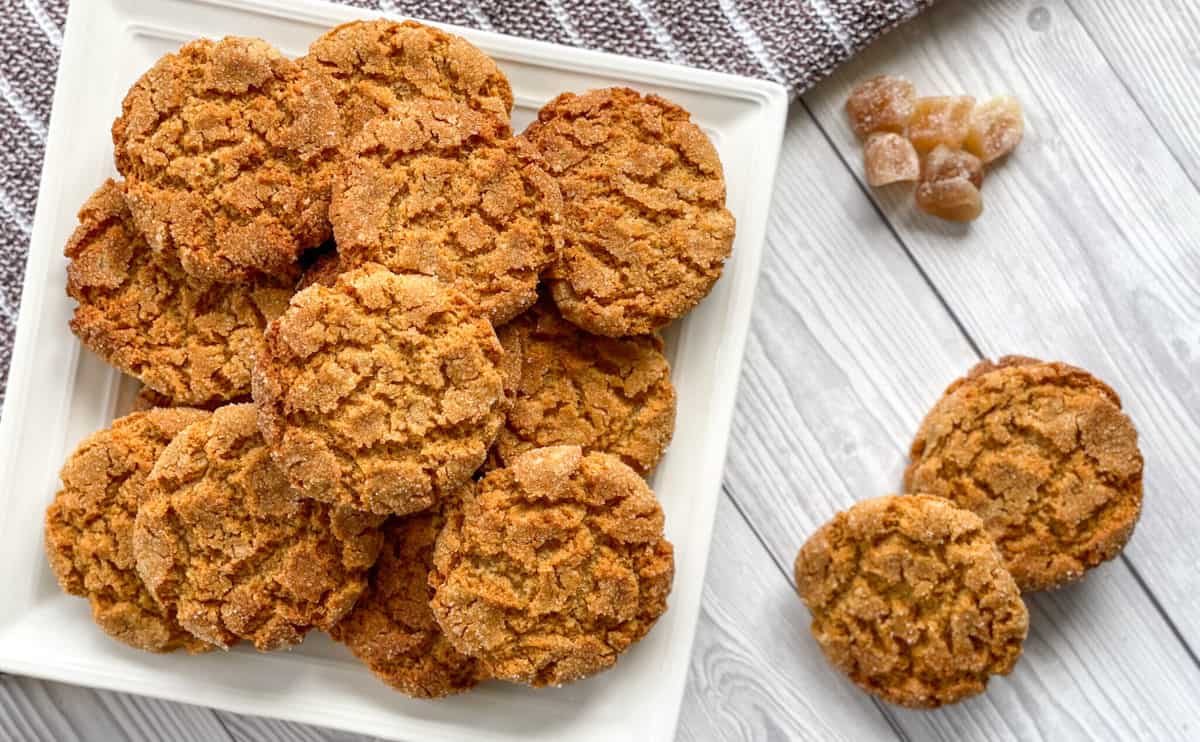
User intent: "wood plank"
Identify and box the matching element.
[678,494,899,742]
[1067,0,1200,184]
[0,676,232,741]
[802,0,1200,653]
[719,93,1200,740]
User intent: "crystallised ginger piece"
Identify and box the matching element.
[915,178,983,222]
[908,96,975,153]
[966,95,1024,163]
[863,133,920,186]
[845,75,916,139]
[922,145,984,189]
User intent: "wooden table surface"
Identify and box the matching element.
[4,0,1199,739]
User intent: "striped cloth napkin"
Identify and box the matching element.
[0,0,932,405]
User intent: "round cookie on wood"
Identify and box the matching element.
[794,494,1028,708]
[491,297,675,474]
[133,404,384,651]
[253,263,507,516]
[331,101,562,325]
[904,356,1144,591]
[430,445,674,686]
[65,180,293,407]
[330,491,484,698]
[300,18,512,139]
[44,408,212,654]
[524,87,735,336]
[113,36,341,282]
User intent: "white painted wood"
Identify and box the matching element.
[1067,0,1200,182]
[803,0,1200,651]
[718,95,1200,741]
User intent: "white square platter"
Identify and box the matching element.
[0,0,788,740]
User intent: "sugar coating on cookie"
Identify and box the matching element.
[525,87,735,336]
[44,408,213,654]
[330,495,483,698]
[430,445,674,686]
[253,264,507,515]
[300,19,512,139]
[113,36,341,282]
[134,404,383,651]
[332,101,562,325]
[492,297,675,473]
[905,356,1144,591]
[66,180,292,407]
[795,494,1028,708]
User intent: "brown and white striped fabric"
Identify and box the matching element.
[0,0,933,406]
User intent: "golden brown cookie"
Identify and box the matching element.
[300,19,512,139]
[65,180,293,407]
[430,445,674,686]
[253,263,507,515]
[330,492,483,698]
[794,494,1028,708]
[44,408,212,653]
[491,297,675,473]
[331,101,562,325]
[524,87,735,336]
[133,404,383,651]
[113,37,341,282]
[904,356,1144,591]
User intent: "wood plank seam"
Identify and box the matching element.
[1061,0,1200,196]
[720,484,912,741]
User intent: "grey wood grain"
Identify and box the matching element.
[1066,0,1200,183]
[802,0,1200,653]
[717,86,1200,741]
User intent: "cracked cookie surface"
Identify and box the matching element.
[904,356,1144,591]
[330,492,483,698]
[67,180,292,407]
[492,297,675,473]
[332,101,562,325]
[133,404,383,651]
[45,408,213,653]
[524,87,735,336]
[113,36,341,282]
[300,19,512,140]
[794,494,1028,708]
[253,263,506,515]
[429,445,674,686]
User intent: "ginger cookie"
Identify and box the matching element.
[66,180,293,407]
[524,87,735,337]
[300,19,512,139]
[430,445,674,686]
[253,263,507,516]
[330,491,484,698]
[113,36,341,282]
[794,494,1028,708]
[133,404,383,651]
[331,101,562,325]
[44,408,212,654]
[904,356,1144,591]
[491,297,675,474]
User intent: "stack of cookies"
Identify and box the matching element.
[44,18,736,697]
[793,356,1144,708]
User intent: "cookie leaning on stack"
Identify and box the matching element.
[48,17,737,698]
